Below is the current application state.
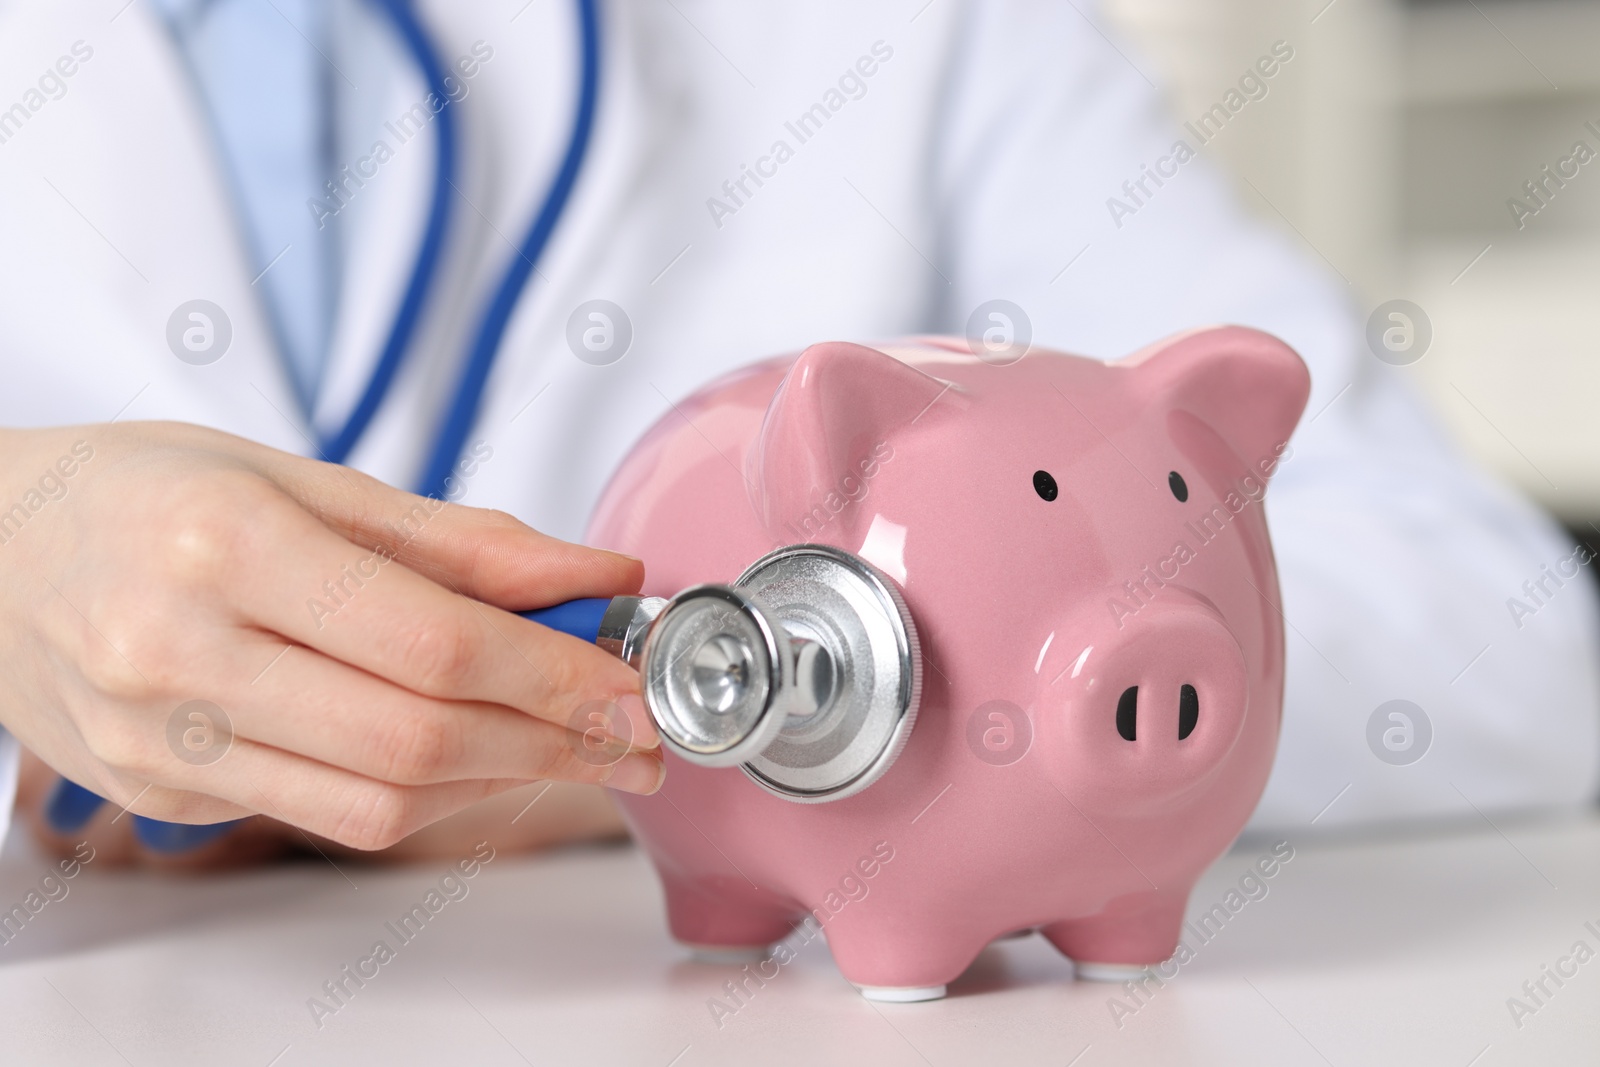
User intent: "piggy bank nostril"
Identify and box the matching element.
[1178,683,1198,740]
[1116,686,1138,741]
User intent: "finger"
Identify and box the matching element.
[125,734,657,851]
[231,504,659,748]
[224,638,662,786]
[263,457,643,609]
[327,783,627,864]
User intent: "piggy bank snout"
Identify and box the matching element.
[1038,597,1250,814]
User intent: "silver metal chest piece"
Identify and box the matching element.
[639,545,922,803]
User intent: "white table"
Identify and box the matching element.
[0,812,1595,1066]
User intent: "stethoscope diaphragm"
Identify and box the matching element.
[728,545,921,802]
[641,584,792,768]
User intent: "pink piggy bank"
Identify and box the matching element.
[587,326,1310,1000]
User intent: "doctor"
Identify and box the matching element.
[0,0,1596,860]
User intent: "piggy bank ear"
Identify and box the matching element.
[753,342,948,540]
[1125,326,1310,471]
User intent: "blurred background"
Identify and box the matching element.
[1106,0,1600,544]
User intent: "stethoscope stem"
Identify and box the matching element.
[521,595,665,670]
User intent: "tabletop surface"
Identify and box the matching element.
[0,811,1595,1066]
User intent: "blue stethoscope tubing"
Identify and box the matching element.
[336,0,603,499]
[416,0,601,499]
[319,0,461,469]
[45,0,604,850]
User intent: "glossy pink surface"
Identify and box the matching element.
[588,328,1310,991]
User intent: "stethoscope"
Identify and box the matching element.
[525,543,922,803]
[46,0,922,850]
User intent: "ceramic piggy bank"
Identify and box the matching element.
[587,327,1309,1000]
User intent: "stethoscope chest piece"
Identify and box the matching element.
[640,545,922,803]
[641,585,791,767]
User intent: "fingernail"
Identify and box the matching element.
[45,779,106,833]
[605,751,665,795]
[615,692,660,750]
[133,817,245,854]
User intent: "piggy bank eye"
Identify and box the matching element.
[1168,471,1188,503]
[1033,470,1058,501]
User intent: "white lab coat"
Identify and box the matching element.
[0,0,1595,848]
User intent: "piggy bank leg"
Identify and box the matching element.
[661,876,795,962]
[1042,888,1188,980]
[825,919,988,1002]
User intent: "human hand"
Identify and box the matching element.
[0,421,662,852]
[16,749,628,870]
